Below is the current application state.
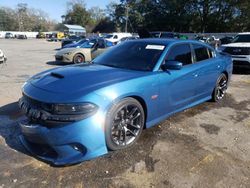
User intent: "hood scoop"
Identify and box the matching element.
[50,72,64,79]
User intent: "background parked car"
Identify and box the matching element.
[5,32,14,39]
[36,32,46,39]
[16,34,27,39]
[55,38,113,63]
[138,29,188,39]
[195,35,220,48]
[104,32,132,44]
[0,49,7,64]
[150,31,188,39]
[61,35,86,48]
[117,36,139,44]
[62,39,89,49]
[219,33,250,68]
[219,36,234,45]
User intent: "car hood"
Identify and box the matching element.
[29,64,146,94]
[222,43,250,47]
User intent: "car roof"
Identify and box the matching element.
[126,38,214,50]
[131,38,176,44]
[130,38,197,45]
[238,32,250,35]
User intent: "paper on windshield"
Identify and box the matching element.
[146,45,165,50]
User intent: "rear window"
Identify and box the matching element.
[193,44,210,62]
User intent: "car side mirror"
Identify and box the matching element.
[162,60,183,70]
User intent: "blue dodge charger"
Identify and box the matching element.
[19,39,232,165]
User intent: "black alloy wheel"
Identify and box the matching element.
[212,73,228,102]
[105,98,145,150]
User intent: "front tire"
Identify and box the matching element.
[73,53,85,64]
[211,73,228,102]
[105,98,145,151]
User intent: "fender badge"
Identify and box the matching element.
[151,95,158,100]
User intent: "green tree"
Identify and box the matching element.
[0,7,18,31]
[92,17,116,33]
[64,0,93,32]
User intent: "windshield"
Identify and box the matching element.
[93,41,166,71]
[75,39,88,45]
[232,35,250,43]
[80,39,97,48]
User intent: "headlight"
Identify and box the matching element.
[64,52,72,55]
[52,103,98,115]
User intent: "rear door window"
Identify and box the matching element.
[193,44,213,62]
[166,44,192,66]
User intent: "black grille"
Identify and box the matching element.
[223,47,250,55]
[55,56,63,61]
[23,94,42,108]
[233,60,250,66]
[19,95,82,126]
[22,94,53,111]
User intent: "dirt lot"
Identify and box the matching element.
[0,39,250,188]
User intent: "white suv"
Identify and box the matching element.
[220,33,250,68]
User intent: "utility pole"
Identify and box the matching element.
[125,3,129,33]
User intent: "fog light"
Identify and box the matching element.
[70,143,86,154]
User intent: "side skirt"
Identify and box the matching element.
[146,96,211,128]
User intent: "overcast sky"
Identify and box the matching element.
[0,0,119,21]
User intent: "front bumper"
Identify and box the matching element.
[232,55,250,68]
[19,114,108,166]
[55,55,72,63]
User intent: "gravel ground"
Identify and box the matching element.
[0,39,249,188]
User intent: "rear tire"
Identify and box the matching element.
[211,73,228,102]
[73,53,85,64]
[105,98,145,151]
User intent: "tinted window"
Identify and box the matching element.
[161,33,174,38]
[105,34,113,39]
[97,39,105,48]
[166,44,192,65]
[193,44,210,62]
[232,35,250,43]
[93,41,166,71]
